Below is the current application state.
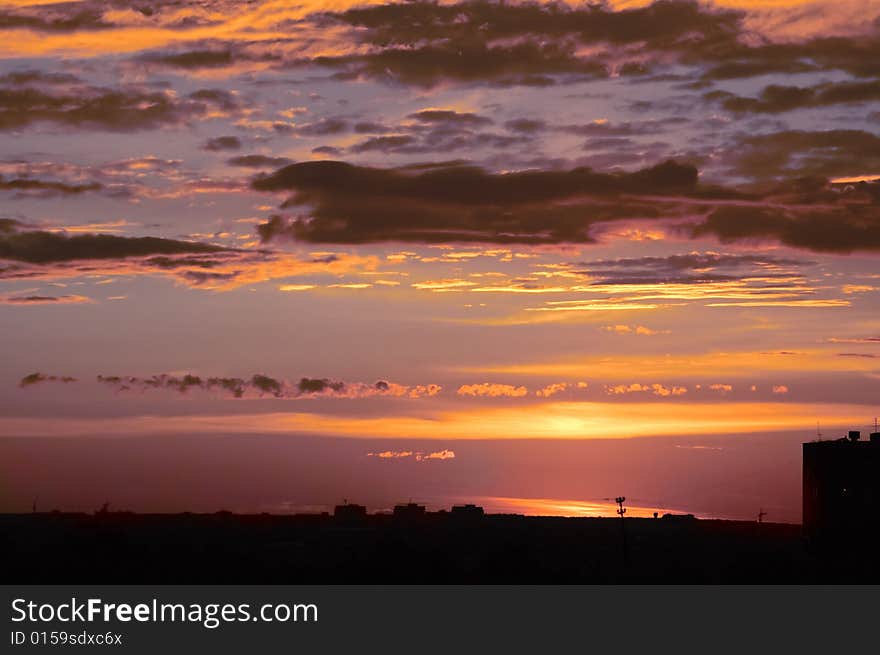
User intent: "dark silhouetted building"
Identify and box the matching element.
[803,431,880,540]
[662,513,696,521]
[333,502,367,525]
[393,503,426,521]
[450,504,485,520]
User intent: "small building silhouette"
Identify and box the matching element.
[333,502,367,524]
[393,503,426,521]
[450,503,485,519]
[803,430,880,540]
[661,513,696,521]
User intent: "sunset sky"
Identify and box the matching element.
[1,0,879,522]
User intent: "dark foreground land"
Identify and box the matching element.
[2,512,877,583]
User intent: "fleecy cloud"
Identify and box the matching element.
[19,372,76,387]
[202,135,242,151]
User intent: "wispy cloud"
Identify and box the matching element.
[0,293,92,305]
[367,449,455,461]
[20,372,442,401]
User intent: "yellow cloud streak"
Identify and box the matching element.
[2,400,872,440]
[456,349,879,378]
[0,1,364,58]
[10,252,378,291]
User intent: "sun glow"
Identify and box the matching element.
[1,401,870,440]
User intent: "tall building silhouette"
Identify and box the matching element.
[803,430,880,540]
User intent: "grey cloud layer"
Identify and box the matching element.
[251,159,880,252]
[252,159,706,244]
[0,221,227,264]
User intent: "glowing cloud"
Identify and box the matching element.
[367,449,455,461]
[457,383,529,398]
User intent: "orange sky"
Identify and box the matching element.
[1,0,878,518]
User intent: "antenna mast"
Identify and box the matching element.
[615,496,629,567]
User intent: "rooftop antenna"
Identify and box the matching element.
[758,508,767,523]
[816,420,823,441]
